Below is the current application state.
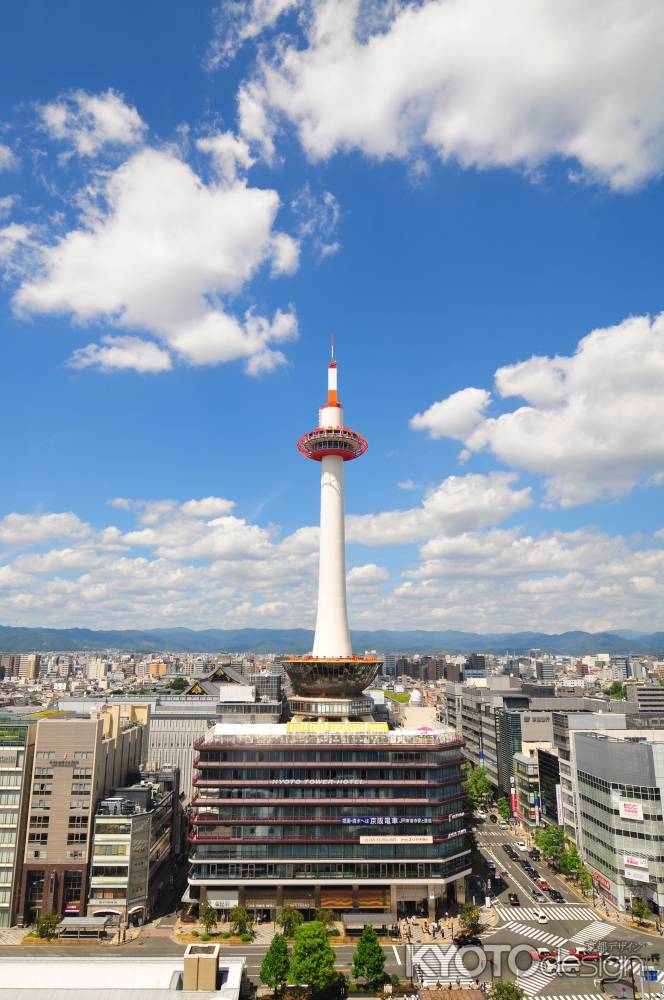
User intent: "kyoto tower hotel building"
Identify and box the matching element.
[188,352,470,920]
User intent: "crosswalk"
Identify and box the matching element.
[500,920,568,947]
[494,905,597,922]
[411,944,476,987]
[516,964,557,995]
[528,994,604,1000]
[569,920,615,946]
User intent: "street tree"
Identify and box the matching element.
[559,846,583,875]
[496,797,510,820]
[490,983,525,1000]
[35,912,60,939]
[260,934,290,993]
[352,924,386,986]
[315,908,337,930]
[288,921,337,990]
[577,867,593,893]
[533,825,565,863]
[199,902,218,934]
[277,905,304,938]
[463,765,493,808]
[631,898,652,925]
[459,903,481,933]
[229,905,253,936]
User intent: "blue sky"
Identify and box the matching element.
[1,0,664,633]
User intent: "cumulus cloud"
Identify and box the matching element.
[347,472,531,545]
[69,335,173,373]
[39,89,146,157]
[292,185,341,259]
[13,145,299,374]
[242,0,664,190]
[410,387,490,440]
[414,312,664,507]
[0,497,663,632]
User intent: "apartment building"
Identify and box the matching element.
[0,723,35,926]
[17,705,148,923]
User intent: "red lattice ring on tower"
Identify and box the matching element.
[297,426,368,461]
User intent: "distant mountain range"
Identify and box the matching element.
[0,625,663,655]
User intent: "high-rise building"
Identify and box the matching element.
[18,655,40,681]
[188,352,469,921]
[17,705,148,923]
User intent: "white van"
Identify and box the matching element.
[543,955,581,976]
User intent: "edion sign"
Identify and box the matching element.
[619,800,644,821]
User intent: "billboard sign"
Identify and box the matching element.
[360,835,433,845]
[619,800,644,821]
[624,854,649,869]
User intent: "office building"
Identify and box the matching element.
[18,655,40,681]
[87,765,181,925]
[626,683,664,714]
[188,352,470,921]
[537,747,561,825]
[17,705,148,923]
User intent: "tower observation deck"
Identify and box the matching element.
[285,346,381,718]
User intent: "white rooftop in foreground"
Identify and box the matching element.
[0,955,245,1000]
[204,717,457,744]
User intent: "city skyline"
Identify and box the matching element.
[1,3,664,633]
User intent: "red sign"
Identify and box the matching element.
[590,869,612,890]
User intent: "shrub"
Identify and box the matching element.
[201,933,210,941]
[240,932,252,941]
[191,930,199,937]
[221,931,231,938]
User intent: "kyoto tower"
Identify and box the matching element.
[285,344,382,720]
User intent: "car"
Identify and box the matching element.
[531,948,558,961]
[536,911,548,923]
[530,870,540,880]
[537,879,553,891]
[549,890,565,903]
[516,841,528,851]
[498,821,509,829]
[569,948,601,961]
[529,849,541,860]
[532,889,547,902]
[454,932,483,947]
[508,892,520,906]
[489,814,498,823]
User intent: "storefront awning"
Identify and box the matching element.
[342,911,391,928]
[207,889,239,907]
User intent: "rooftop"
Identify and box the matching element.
[200,720,459,746]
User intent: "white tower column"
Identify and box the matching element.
[313,453,352,657]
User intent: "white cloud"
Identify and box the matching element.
[347,472,531,545]
[415,312,664,507]
[13,146,299,374]
[0,144,18,171]
[197,131,254,185]
[410,387,490,440]
[0,512,90,547]
[0,195,18,218]
[68,335,173,373]
[180,497,236,518]
[397,480,419,491]
[347,563,389,587]
[39,89,146,157]
[207,0,301,69]
[0,223,31,264]
[244,0,664,190]
[291,185,341,259]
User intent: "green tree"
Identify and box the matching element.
[577,867,592,893]
[533,824,566,863]
[199,901,218,934]
[277,904,304,938]
[559,846,583,875]
[462,764,494,808]
[496,797,510,820]
[315,908,338,930]
[631,898,652,925]
[603,681,627,700]
[167,677,189,692]
[489,983,525,1000]
[459,902,481,933]
[352,924,386,985]
[35,912,60,939]
[260,933,290,992]
[229,904,253,937]
[288,921,337,990]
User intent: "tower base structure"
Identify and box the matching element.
[283,656,382,720]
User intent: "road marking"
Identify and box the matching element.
[494,905,597,922]
[569,920,616,945]
[392,945,401,965]
[411,944,475,986]
[516,965,556,994]
[500,921,568,947]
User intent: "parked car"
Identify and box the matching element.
[532,889,547,902]
[549,890,565,903]
[508,892,520,906]
[529,849,541,860]
[531,947,558,961]
[537,879,553,891]
[530,870,540,880]
[516,841,528,851]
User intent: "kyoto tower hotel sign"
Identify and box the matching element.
[285,347,381,718]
